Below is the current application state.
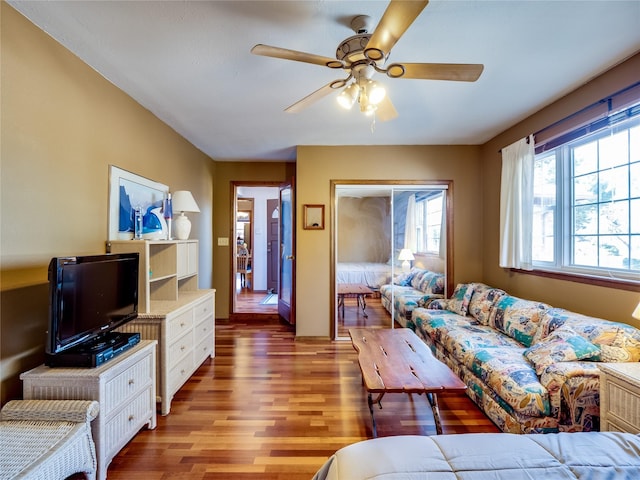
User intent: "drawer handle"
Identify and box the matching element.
[128,379,135,386]
[180,345,186,351]
[128,414,135,422]
[181,369,186,375]
[180,322,186,327]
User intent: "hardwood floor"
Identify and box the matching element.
[105,319,498,480]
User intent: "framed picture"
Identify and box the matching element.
[108,165,169,240]
[303,204,325,230]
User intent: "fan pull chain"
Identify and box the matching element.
[370,113,376,133]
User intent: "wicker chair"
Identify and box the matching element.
[0,400,99,480]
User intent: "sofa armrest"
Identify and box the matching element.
[0,400,99,424]
[540,362,601,432]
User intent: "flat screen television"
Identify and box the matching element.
[46,252,139,362]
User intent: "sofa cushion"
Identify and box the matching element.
[414,309,523,368]
[410,269,444,295]
[447,283,475,316]
[489,295,550,347]
[394,270,415,286]
[467,347,550,417]
[468,284,506,325]
[523,327,601,375]
[541,309,640,362]
[532,307,569,345]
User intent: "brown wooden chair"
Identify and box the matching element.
[237,254,252,288]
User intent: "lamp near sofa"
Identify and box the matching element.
[172,190,200,240]
[633,300,640,320]
[398,248,414,273]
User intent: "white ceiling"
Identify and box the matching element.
[8,1,640,162]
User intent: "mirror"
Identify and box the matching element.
[333,182,451,339]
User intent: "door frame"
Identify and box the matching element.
[230,181,285,320]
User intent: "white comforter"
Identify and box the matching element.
[336,262,392,289]
[312,432,640,480]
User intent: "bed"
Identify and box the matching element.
[336,262,392,290]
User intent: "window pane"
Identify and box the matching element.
[574,204,597,234]
[573,141,597,176]
[599,130,628,169]
[573,235,597,266]
[631,198,640,234]
[533,153,556,262]
[425,195,443,253]
[599,200,628,234]
[599,235,629,269]
[631,234,640,270]
[574,172,597,205]
[599,165,629,202]
[631,125,640,162]
[631,162,640,198]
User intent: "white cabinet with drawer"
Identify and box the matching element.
[117,290,215,415]
[20,341,157,480]
[599,362,640,433]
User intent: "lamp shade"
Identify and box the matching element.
[171,191,200,240]
[398,249,415,261]
[172,191,200,213]
[633,301,640,321]
[398,248,414,273]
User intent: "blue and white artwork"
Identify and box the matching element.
[108,166,169,240]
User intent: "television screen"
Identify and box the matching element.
[47,253,139,356]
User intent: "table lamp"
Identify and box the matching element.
[172,190,200,240]
[398,249,415,273]
[633,300,640,321]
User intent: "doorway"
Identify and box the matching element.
[232,184,280,317]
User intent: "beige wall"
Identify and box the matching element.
[212,162,295,319]
[337,196,391,263]
[1,3,215,403]
[480,53,640,328]
[296,145,483,337]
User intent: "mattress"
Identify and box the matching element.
[312,432,640,480]
[336,262,392,289]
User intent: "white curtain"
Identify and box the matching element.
[404,194,416,251]
[439,194,446,260]
[499,135,535,270]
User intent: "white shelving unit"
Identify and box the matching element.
[108,240,199,314]
[108,239,215,415]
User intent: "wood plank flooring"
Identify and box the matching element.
[104,319,499,480]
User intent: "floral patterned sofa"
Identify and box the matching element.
[379,268,445,327]
[409,282,640,434]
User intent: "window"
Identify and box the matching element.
[415,193,443,254]
[532,114,640,280]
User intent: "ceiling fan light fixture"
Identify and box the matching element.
[362,103,377,116]
[337,83,360,109]
[367,81,386,105]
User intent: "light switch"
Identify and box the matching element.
[217,237,229,246]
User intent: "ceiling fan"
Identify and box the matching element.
[251,0,483,121]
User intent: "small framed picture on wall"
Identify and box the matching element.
[303,204,324,230]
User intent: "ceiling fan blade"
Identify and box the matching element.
[365,0,429,61]
[251,44,344,68]
[376,95,398,122]
[284,82,337,113]
[394,63,484,82]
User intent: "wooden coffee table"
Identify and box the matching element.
[337,284,373,318]
[349,327,467,436]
